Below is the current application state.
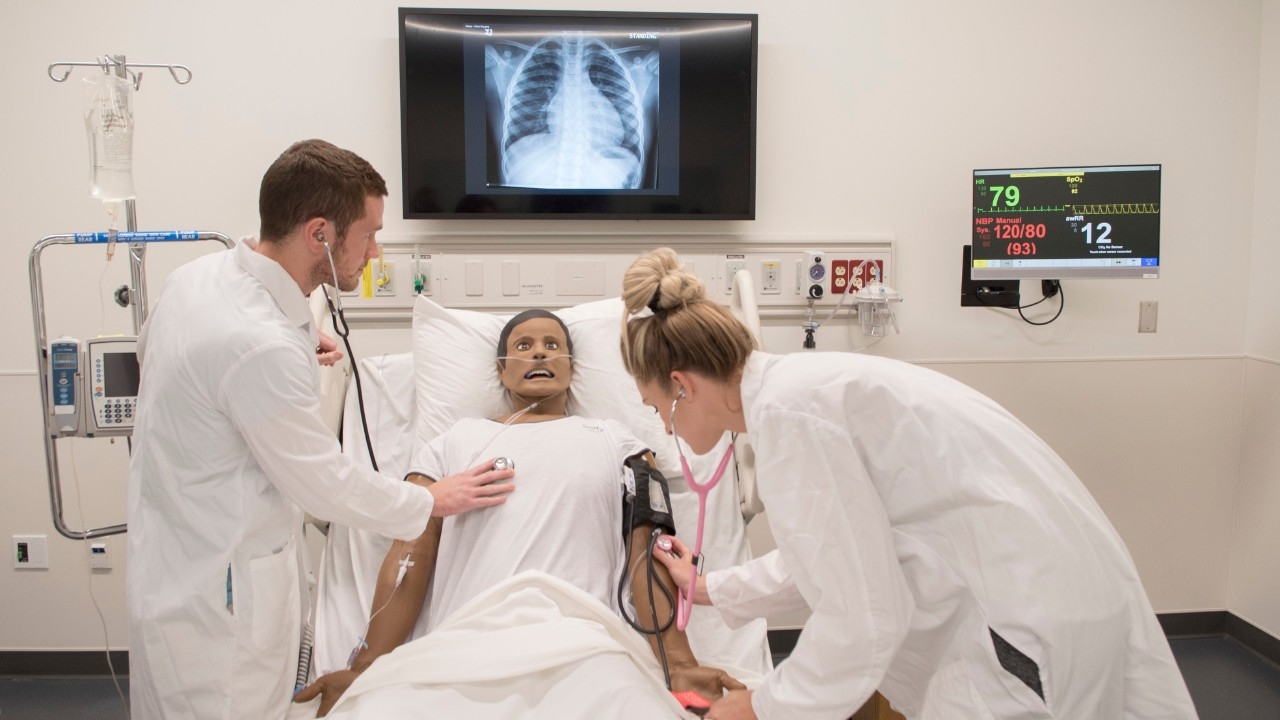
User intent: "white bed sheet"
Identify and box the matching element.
[294,571,696,720]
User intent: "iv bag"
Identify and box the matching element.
[83,74,136,202]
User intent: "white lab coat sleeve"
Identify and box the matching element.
[749,409,914,720]
[706,549,810,629]
[221,342,433,541]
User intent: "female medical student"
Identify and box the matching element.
[620,248,1197,720]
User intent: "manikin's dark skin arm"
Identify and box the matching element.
[628,521,746,703]
[294,473,445,716]
[628,449,743,702]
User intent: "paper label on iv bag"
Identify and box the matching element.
[100,129,134,170]
[90,129,136,201]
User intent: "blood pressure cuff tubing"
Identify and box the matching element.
[622,454,676,537]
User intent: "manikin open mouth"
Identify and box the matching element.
[524,369,555,379]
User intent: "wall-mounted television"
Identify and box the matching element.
[398,8,757,220]
[971,164,1161,279]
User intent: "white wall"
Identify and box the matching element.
[1230,0,1280,639]
[0,0,1270,649]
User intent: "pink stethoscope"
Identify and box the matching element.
[665,390,735,631]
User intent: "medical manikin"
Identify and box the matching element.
[296,310,742,717]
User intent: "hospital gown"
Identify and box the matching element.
[708,351,1197,720]
[316,415,695,719]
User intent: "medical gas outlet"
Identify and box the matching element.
[372,258,395,297]
[412,255,432,296]
[806,253,826,299]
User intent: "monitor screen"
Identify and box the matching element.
[103,352,140,397]
[971,164,1161,279]
[399,8,757,219]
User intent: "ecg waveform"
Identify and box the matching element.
[1068,203,1160,215]
[975,205,1066,214]
[975,203,1160,215]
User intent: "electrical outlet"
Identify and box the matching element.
[14,534,49,569]
[850,259,884,289]
[829,259,850,296]
[760,260,781,294]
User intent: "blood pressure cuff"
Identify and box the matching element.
[622,454,676,536]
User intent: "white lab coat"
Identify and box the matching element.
[707,352,1196,720]
[127,240,434,720]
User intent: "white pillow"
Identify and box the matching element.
[410,295,678,481]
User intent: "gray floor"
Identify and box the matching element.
[1170,636,1280,720]
[2,636,1277,719]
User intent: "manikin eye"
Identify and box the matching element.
[516,341,531,351]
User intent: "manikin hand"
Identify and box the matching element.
[417,458,516,517]
[293,668,359,717]
[670,663,747,709]
[315,330,344,367]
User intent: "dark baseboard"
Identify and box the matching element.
[768,611,1280,668]
[4,612,1276,676]
[1158,610,1229,638]
[1224,613,1280,667]
[0,650,127,676]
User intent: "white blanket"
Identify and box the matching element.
[294,571,697,720]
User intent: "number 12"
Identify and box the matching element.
[1083,222,1112,244]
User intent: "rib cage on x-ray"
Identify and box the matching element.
[495,33,653,190]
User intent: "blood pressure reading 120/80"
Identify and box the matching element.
[971,165,1160,273]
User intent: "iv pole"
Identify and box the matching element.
[34,54,232,540]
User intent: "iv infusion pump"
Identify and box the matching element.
[48,336,139,438]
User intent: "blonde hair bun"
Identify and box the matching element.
[622,247,706,316]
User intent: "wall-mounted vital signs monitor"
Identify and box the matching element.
[971,164,1161,279]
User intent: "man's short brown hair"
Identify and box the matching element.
[258,139,388,243]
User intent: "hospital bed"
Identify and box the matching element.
[299,294,772,717]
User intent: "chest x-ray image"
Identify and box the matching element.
[485,31,660,190]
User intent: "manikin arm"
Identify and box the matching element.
[295,474,445,716]
[628,521,745,704]
[351,476,445,670]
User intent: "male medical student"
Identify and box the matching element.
[127,139,512,720]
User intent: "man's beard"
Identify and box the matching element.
[310,244,361,293]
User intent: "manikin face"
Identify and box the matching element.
[323,195,384,293]
[636,377,725,455]
[497,317,573,403]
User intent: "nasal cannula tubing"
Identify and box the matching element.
[464,354,573,467]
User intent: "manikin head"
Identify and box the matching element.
[496,310,575,413]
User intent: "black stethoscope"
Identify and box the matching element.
[320,237,380,471]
